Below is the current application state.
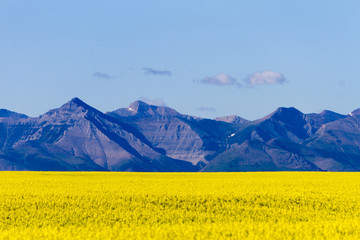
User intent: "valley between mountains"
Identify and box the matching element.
[1,98,360,172]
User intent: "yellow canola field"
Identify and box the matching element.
[0,172,360,239]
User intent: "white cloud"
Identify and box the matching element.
[245,71,287,86]
[197,107,216,112]
[199,71,287,88]
[139,97,167,106]
[201,73,237,86]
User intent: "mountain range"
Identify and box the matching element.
[1,97,360,172]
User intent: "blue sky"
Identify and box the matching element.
[1,0,360,120]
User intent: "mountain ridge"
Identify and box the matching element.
[1,98,360,172]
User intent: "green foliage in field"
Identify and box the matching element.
[0,172,360,239]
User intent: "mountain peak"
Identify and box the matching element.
[58,97,97,112]
[128,100,150,113]
[259,107,303,122]
[41,97,102,121]
[274,106,301,114]
[70,97,83,104]
[318,110,346,120]
[319,110,334,115]
[111,100,180,118]
[250,106,306,130]
[215,115,249,124]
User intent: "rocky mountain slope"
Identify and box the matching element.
[1,98,360,171]
[0,98,195,171]
[108,100,238,168]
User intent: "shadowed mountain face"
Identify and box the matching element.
[303,115,360,171]
[1,98,360,171]
[203,107,350,172]
[0,109,28,119]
